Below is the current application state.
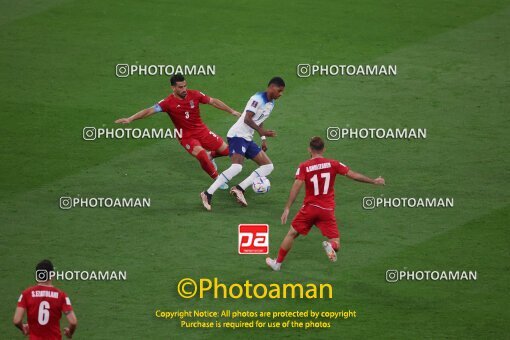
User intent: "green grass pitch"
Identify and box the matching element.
[1,0,509,338]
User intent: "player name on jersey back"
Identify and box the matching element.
[305,162,332,172]
[31,290,59,298]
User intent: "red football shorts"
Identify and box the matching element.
[179,129,224,154]
[291,204,339,239]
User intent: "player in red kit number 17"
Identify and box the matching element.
[115,74,240,188]
[266,136,385,271]
[13,260,77,339]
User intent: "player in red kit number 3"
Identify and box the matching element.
[266,137,385,271]
[115,74,240,187]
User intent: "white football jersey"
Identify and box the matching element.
[227,92,275,141]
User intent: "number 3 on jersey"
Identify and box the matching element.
[184,111,189,119]
[310,173,330,196]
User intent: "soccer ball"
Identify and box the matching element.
[252,176,271,194]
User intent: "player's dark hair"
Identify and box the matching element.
[268,76,285,87]
[309,136,325,151]
[36,259,54,273]
[170,73,186,86]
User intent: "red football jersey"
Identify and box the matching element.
[295,157,350,209]
[157,89,211,137]
[17,285,73,340]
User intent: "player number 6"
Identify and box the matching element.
[38,301,50,325]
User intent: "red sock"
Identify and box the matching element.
[330,241,339,252]
[210,147,229,158]
[196,150,218,179]
[276,247,289,263]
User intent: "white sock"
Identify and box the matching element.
[206,164,243,195]
[239,163,274,190]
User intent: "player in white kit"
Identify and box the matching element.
[200,77,286,210]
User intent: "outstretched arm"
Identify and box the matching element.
[281,179,305,224]
[209,98,241,117]
[346,170,385,185]
[115,107,157,124]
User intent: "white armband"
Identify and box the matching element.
[153,104,163,112]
